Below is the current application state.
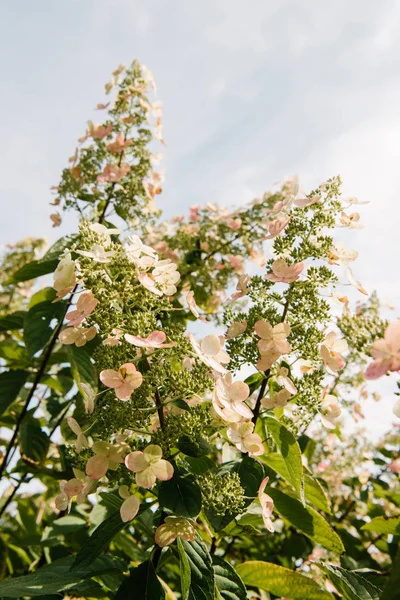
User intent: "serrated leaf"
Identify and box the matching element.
[317,563,381,600]
[158,466,202,517]
[0,555,125,597]
[24,300,65,356]
[212,556,247,600]
[115,560,165,600]
[185,456,214,476]
[7,259,60,284]
[268,488,344,554]
[265,417,304,501]
[0,311,26,333]
[361,516,400,535]
[19,417,50,464]
[0,369,29,416]
[177,537,191,600]
[181,536,215,600]
[236,561,334,600]
[177,434,212,457]
[380,547,400,600]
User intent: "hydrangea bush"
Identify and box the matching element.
[0,61,399,600]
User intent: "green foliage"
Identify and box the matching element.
[317,563,381,600]
[159,466,202,517]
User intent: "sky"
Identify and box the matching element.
[0,0,399,437]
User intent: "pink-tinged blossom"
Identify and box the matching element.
[80,383,96,414]
[364,320,400,379]
[227,422,264,456]
[124,330,176,349]
[345,267,368,296]
[119,485,140,522]
[294,194,321,208]
[59,325,97,347]
[107,134,133,153]
[255,320,291,372]
[320,332,348,376]
[190,334,230,374]
[125,235,157,268]
[97,163,130,183]
[66,291,98,327]
[86,441,127,480]
[189,205,200,222]
[262,388,292,409]
[87,121,113,139]
[182,356,194,371]
[227,254,244,272]
[100,363,143,401]
[275,366,297,394]
[328,242,358,266]
[138,272,163,296]
[152,259,181,295]
[258,477,275,532]
[53,253,76,299]
[103,328,124,346]
[155,516,196,547]
[67,417,88,453]
[265,215,290,239]
[50,213,62,227]
[339,211,363,229]
[96,102,110,110]
[320,393,342,429]
[76,244,116,263]
[186,291,206,321]
[125,444,174,489]
[230,274,251,301]
[212,373,252,423]
[266,259,304,284]
[227,218,242,230]
[55,469,95,511]
[226,320,247,339]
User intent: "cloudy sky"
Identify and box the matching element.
[1,0,399,436]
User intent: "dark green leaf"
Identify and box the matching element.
[158,466,202,517]
[265,417,304,501]
[69,344,97,388]
[177,434,212,457]
[115,560,165,600]
[0,555,125,597]
[181,536,215,600]
[24,300,65,356]
[212,555,247,600]
[19,417,50,464]
[71,511,125,570]
[381,546,400,600]
[185,456,214,476]
[268,488,344,554]
[244,372,264,395]
[317,563,381,600]
[7,259,59,284]
[0,311,26,332]
[0,369,29,416]
[177,537,191,600]
[236,561,334,600]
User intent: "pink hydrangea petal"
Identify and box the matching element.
[115,382,134,401]
[385,319,400,349]
[254,320,273,340]
[152,459,174,481]
[124,334,149,347]
[364,359,391,380]
[86,455,109,479]
[230,381,250,402]
[201,335,221,357]
[143,445,163,463]
[120,495,140,522]
[125,451,148,472]
[136,466,157,489]
[100,369,122,389]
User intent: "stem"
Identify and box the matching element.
[252,373,270,425]
[0,474,27,518]
[155,388,165,430]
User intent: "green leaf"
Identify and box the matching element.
[7,259,60,284]
[212,555,247,600]
[185,456,214,476]
[24,300,65,356]
[181,536,215,600]
[0,311,26,332]
[380,546,400,600]
[19,417,50,464]
[71,511,126,570]
[304,474,331,514]
[158,466,202,517]
[115,560,165,600]
[236,561,334,600]
[29,286,57,307]
[69,344,97,388]
[0,369,29,416]
[42,234,79,262]
[268,488,344,554]
[361,516,400,535]
[177,537,191,600]
[99,491,124,510]
[51,515,87,534]
[0,555,125,597]
[265,417,304,501]
[317,563,381,600]
[177,434,212,457]
[244,372,264,395]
